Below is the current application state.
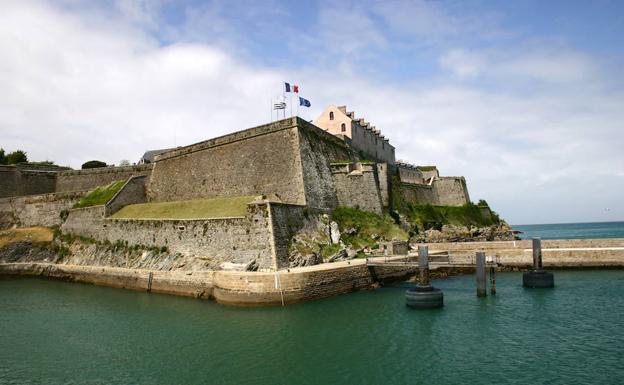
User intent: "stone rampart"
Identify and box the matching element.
[297,120,353,210]
[268,203,306,269]
[434,177,470,206]
[399,182,438,205]
[331,163,383,215]
[0,191,84,229]
[147,118,307,205]
[104,175,147,216]
[56,164,153,193]
[61,202,279,270]
[147,117,352,211]
[0,165,57,198]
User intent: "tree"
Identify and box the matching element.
[118,159,131,167]
[81,160,107,169]
[6,150,27,164]
[0,148,6,165]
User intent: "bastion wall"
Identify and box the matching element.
[330,163,384,215]
[61,200,306,271]
[0,165,57,198]
[56,164,153,193]
[397,177,470,207]
[0,191,85,230]
[147,119,307,205]
[147,117,353,211]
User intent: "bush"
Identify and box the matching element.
[6,150,27,164]
[81,160,107,169]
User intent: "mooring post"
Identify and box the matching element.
[476,252,487,297]
[418,245,430,286]
[489,266,496,295]
[523,236,554,288]
[532,237,543,271]
[406,245,443,309]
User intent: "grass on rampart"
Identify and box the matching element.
[404,203,500,230]
[111,195,259,220]
[331,206,408,249]
[73,180,126,209]
[0,227,53,248]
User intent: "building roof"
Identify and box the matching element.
[140,148,175,164]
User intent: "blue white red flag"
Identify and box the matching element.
[284,82,299,93]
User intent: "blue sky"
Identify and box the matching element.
[1,0,623,225]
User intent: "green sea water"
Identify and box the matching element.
[1,271,623,384]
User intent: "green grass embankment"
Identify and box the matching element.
[331,207,408,249]
[111,195,259,220]
[73,180,126,209]
[404,203,500,231]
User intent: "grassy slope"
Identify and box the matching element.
[0,227,53,248]
[111,195,259,219]
[405,203,500,230]
[73,180,126,209]
[331,206,408,249]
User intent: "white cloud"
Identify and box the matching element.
[1,0,622,225]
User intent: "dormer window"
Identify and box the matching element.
[341,123,346,132]
[329,111,334,120]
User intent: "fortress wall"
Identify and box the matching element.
[376,163,389,208]
[0,166,57,198]
[330,163,383,215]
[61,205,106,238]
[62,203,277,270]
[147,119,306,205]
[0,191,84,229]
[398,167,424,185]
[434,177,470,206]
[104,175,147,216]
[398,183,439,206]
[296,120,353,211]
[268,203,306,269]
[55,164,153,193]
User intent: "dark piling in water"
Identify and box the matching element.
[523,237,555,288]
[406,246,444,309]
[476,252,487,297]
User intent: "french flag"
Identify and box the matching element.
[284,82,299,93]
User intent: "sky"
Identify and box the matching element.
[1,0,623,225]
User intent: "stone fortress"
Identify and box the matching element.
[0,105,472,272]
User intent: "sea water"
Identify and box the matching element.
[513,221,624,240]
[1,270,623,384]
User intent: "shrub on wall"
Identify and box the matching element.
[81,160,108,169]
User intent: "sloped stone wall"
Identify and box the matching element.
[147,119,307,205]
[0,191,84,229]
[56,165,152,193]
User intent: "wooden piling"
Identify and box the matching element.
[532,237,542,270]
[418,246,430,286]
[476,252,487,297]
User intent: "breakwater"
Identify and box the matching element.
[1,238,623,306]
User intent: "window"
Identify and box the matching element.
[329,111,334,120]
[341,123,346,132]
